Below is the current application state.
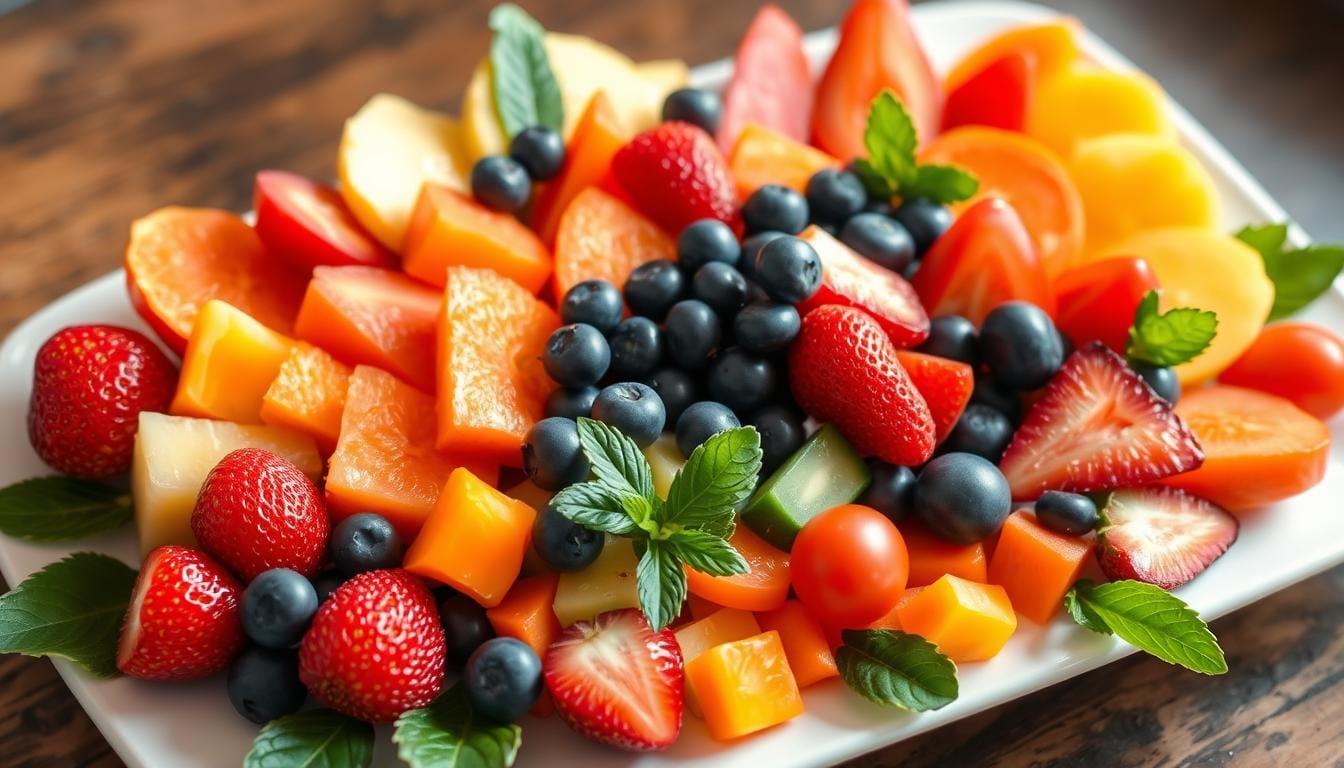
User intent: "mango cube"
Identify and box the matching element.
[896,574,1017,663]
[675,607,764,718]
[685,631,804,741]
[259,344,352,454]
[170,300,298,424]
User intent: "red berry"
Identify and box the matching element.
[796,227,930,348]
[27,324,177,479]
[789,304,936,465]
[1096,486,1238,589]
[894,350,974,442]
[117,545,244,681]
[299,569,445,722]
[611,121,740,236]
[191,448,328,581]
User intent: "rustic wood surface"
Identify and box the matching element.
[1,0,1342,766]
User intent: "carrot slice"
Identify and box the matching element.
[898,519,988,588]
[403,184,552,294]
[756,600,838,687]
[685,524,790,612]
[531,91,628,245]
[896,575,1016,662]
[727,123,841,200]
[553,187,675,300]
[486,573,561,658]
[987,510,1093,624]
[260,345,353,454]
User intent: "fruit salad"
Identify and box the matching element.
[2,1,1342,766]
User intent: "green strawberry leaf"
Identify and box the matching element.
[576,417,654,500]
[245,708,374,768]
[1125,290,1219,367]
[394,683,523,768]
[1235,223,1344,320]
[0,552,136,677]
[836,629,959,711]
[0,476,133,542]
[664,527,748,577]
[488,4,563,137]
[1068,580,1227,674]
[663,426,761,535]
[549,482,639,536]
[904,163,980,204]
[635,540,686,632]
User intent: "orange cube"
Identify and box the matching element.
[553,187,675,300]
[728,123,841,200]
[260,345,352,454]
[988,510,1094,624]
[531,91,628,245]
[685,524,791,613]
[897,574,1017,663]
[900,520,989,588]
[685,631,804,741]
[171,300,298,424]
[403,184,552,294]
[756,600,838,687]
[674,608,763,665]
[486,573,561,658]
[403,467,537,607]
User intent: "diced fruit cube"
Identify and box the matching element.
[674,608,762,665]
[403,184,553,294]
[741,424,872,551]
[1026,65,1173,158]
[685,631,804,741]
[987,510,1093,624]
[896,574,1017,663]
[553,537,640,627]
[756,600,838,688]
[260,345,352,454]
[796,225,931,348]
[685,524,791,612]
[532,91,630,245]
[252,170,395,272]
[643,433,684,499]
[437,266,559,466]
[727,123,841,200]
[899,519,989,588]
[170,300,299,424]
[486,573,562,658]
[131,412,321,554]
[293,265,440,392]
[553,186,675,300]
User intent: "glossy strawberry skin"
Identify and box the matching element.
[611,121,741,236]
[789,305,936,466]
[191,448,328,581]
[117,545,244,681]
[894,350,974,443]
[28,324,177,479]
[1096,486,1238,589]
[797,226,930,348]
[299,569,445,722]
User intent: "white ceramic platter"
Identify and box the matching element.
[1,1,1341,766]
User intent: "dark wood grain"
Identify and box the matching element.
[1,0,1342,766]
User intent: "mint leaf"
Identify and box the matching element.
[394,684,522,768]
[576,417,653,500]
[836,629,958,711]
[863,91,918,189]
[621,494,660,534]
[635,540,685,632]
[904,164,979,204]
[0,552,136,677]
[0,476,133,542]
[1069,580,1227,674]
[488,4,563,137]
[550,482,638,535]
[245,708,374,768]
[1125,290,1219,367]
[1064,580,1112,635]
[665,528,749,577]
[664,426,761,535]
[852,158,896,199]
[1235,223,1344,320]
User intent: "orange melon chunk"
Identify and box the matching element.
[896,574,1016,662]
[987,510,1093,624]
[260,345,352,454]
[685,631,804,741]
[170,300,298,424]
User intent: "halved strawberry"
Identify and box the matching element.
[1096,486,1238,589]
[543,608,683,752]
[610,122,740,236]
[797,225,930,348]
[894,350,973,442]
[998,342,1204,499]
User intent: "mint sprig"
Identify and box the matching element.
[245,708,374,768]
[1236,223,1344,320]
[394,684,522,768]
[853,91,978,205]
[1125,290,1219,368]
[489,4,564,138]
[552,418,760,630]
[1065,579,1227,675]
[836,629,959,711]
[0,476,133,542]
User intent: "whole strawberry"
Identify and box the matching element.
[191,448,328,581]
[299,569,445,722]
[117,545,244,681]
[611,121,741,235]
[789,304,936,466]
[28,324,177,479]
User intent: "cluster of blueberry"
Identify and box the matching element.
[469,124,567,213]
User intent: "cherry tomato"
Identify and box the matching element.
[715,5,813,153]
[253,170,395,272]
[1218,323,1344,420]
[790,504,909,626]
[1053,256,1159,353]
[941,51,1034,133]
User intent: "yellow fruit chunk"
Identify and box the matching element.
[642,433,684,498]
[553,537,639,627]
[338,94,468,251]
[896,574,1017,663]
[170,300,299,424]
[685,631,804,741]
[675,607,763,717]
[1070,134,1221,256]
[132,412,320,554]
[1026,65,1173,158]
[1105,228,1274,383]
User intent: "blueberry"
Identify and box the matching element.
[707,348,777,414]
[892,198,953,255]
[941,404,1014,462]
[749,405,805,475]
[918,315,979,366]
[859,461,917,524]
[914,452,1012,544]
[522,417,590,490]
[840,212,916,273]
[664,300,722,370]
[508,126,565,181]
[692,262,749,317]
[328,513,403,577]
[624,259,685,321]
[533,504,604,571]
[739,230,786,279]
[805,168,867,226]
[733,302,800,354]
[981,301,1065,391]
[543,323,611,387]
[470,155,531,213]
[310,570,344,603]
[227,647,305,724]
[742,184,809,235]
[677,218,740,272]
[560,279,623,333]
[970,374,1021,424]
[1035,491,1099,536]
[1134,363,1180,404]
[643,368,697,426]
[606,316,663,379]
[545,386,598,419]
[862,198,896,217]
[243,568,319,648]
[754,236,822,304]
[465,637,543,724]
[662,87,722,134]
[676,401,741,457]
[591,382,666,446]
[439,593,495,666]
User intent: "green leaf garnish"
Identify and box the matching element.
[1125,290,1219,367]
[0,476,133,542]
[635,540,687,634]
[1236,223,1344,320]
[664,528,749,577]
[0,552,136,677]
[394,684,523,768]
[904,164,981,205]
[550,482,639,535]
[835,629,959,711]
[1064,579,1227,675]
[664,427,762,534]
[488,4,564,138]
[859,90,978,204]
[245,708,374,768]
[576,417,653,499]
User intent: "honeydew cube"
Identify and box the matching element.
[553,536,639,627]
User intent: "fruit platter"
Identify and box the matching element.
[1,1,1342,766]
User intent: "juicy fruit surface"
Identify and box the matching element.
[554,187,677,300]
[403,184,552,294]
[684,524,791,613]
[944,18,1081,92]
[893,350,974,442]
[260,345,352,455]
[170,300,296,425]
[1097,486,1239,589]
[796,226,931,348]
[531,90,629,245]
[728,124,841,200]
[896,574,1017,663]
[299,569,446,722]
[987,510,1092,624]
[685,630,804,741]
[611,121,740,235]
[1027,65,1173,158]
[716,4,813,152]
[252,170,394,271]
[1219,322,1344,420]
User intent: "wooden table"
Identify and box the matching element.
[2,0,1341,765]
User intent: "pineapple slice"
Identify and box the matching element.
[553,536,639,627]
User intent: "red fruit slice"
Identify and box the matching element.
[716,4,813,153]
[1053,256,1159,353]
[797,225,930,348]
[1096,486,1238,589]
[894,350,973,442]
[941,51,1034,132]
[544,608,684,752]
[611,122,741,236]
[253,170,395,272]
[998,342,1204,500]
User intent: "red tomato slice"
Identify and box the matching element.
[911,198,1054,326]
[941,51,1034,132]
[811,0,942,160]
[253,170,395,272]
[1053,256,1158,353]
[796,225,930,348]
[716,4,813,153]
[1219,322,1344,420]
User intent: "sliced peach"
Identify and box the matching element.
[553,186,675,300]
[403,184,552,294]
[259,344,352,454]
